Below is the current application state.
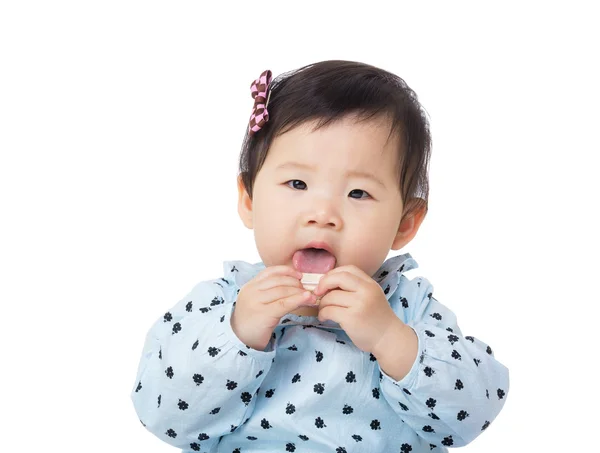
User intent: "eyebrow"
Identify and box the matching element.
[275,161,387,189]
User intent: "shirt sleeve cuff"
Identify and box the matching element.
[220,301,276,363]
[378,322,423,390]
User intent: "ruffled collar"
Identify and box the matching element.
[223,252,418,301]
[222,253,418,328]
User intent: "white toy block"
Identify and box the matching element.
[301,273,324,291]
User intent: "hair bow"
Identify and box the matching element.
[248,69,273,135]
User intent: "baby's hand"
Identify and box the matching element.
[231,265,318,350]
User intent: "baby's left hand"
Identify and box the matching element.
[314,265,400,353]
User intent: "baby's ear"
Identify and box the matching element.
[391,200,427,250]
[237,174,254,229]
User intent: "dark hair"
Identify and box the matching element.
[238,60,432,220]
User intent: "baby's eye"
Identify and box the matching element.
[285,180,371,200]
[349,189,371,200]
[285,179,307,190]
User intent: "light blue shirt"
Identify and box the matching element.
[131,253,509,452]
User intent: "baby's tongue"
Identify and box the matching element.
[292,248,336,273]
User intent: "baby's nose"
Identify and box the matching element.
[306,200,342,229]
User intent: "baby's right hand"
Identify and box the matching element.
[231,265,318,351]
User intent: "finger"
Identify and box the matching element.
[255,265,303,282]
[255,275,304,291]
[318,305,345,324]
[313,270,364,297]
[267,289,318,318]
[317,289,353,309]
[258,286,308,305]
[320,264,372,281]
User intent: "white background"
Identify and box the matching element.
[1,1,598,451]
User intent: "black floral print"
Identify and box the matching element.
[447,334,459,345]
[192,373,204,386]
[240,392,252,406]
[426,398,436,410]
[131,254,509,452]
[441,436,454,446]
[261,418,272,429]
[424,366,435,377]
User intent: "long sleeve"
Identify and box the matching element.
[131,279,276,451]
[378,276,510,449]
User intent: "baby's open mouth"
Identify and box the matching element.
[292,248,337,274]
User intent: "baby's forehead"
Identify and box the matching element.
[269,122,400,172]
[275,115,399,151]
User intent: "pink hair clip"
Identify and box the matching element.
[248,69,273,135]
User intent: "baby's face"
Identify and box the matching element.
[241,115,408,279]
